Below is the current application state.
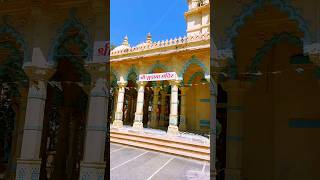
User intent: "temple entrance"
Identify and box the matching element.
[0,85,16,178]
[143,82,153,128]
[0,32,27,179]
[183,62,210,135]
[225,4,320,179]
[155,81,170,131]
[123,74,137,126]
[40,60,89,180]
[39,21,90,180]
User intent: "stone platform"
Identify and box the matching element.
[110,125,210,162]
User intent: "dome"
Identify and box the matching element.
[112,36,130,51]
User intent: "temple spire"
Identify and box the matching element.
[122,35,129,46]
[146,32,152,43]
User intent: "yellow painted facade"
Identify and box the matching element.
[213,1,320,180]
[110,0,211,135]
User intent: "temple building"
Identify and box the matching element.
[109,0,210,136]
[0,0,210,180]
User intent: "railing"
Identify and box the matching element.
[110,32,210,56]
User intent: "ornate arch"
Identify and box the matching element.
[249,32,303,74]
[225,0,311,49]
[48,10,92,64]
[147,60,171,73]
[0,21,30,63]
[179,56,209,78]
[125,65,139,82]
[187,71,206,85]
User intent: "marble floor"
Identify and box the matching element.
[110,143,210,180]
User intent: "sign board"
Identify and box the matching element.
[93,41,109,62]
[139,72,178,82]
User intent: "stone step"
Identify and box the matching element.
[111,131,209,153]
[110,130,210,162]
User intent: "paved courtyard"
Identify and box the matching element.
[110,143,210,180]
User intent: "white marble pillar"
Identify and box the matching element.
[167,80,180,135]
[112,82,127,128]
[16,80,47,180]
[150,87,160,128]
[79,78,108,180]
[178,86,188,131]
[132,81,146,131]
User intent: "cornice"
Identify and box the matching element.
[110,43,210,63]
[184,3,210,17]
[111,32,210,58]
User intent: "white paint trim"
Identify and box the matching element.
[146,157,174,180]
[110,151,148,171]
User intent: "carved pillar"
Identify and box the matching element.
[223,80,250,180]
[16,67,52,180]
[167,80,180,135]
[79,77,108,179]
[178,86,188,131]
[150,87,160,128]
[112,82,127,128]
[132,81,147,131]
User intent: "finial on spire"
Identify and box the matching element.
[147,32,152,43]
[122,35,129,46]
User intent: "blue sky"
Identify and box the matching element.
[111,0,188,47]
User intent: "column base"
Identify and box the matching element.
[79,162,106,180]
[16,159,41,180]
[132,121,143,131]
[112,120,123,129]
[167,125,179,135]
[225,168,242,180]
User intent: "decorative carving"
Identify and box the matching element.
[110,32,210,56]
[90,78,108,97]
[179,55,209,78]
[223,0,311,49]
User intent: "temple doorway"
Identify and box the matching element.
[39,21,90,180]
[123,75,137,126]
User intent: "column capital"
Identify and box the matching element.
[170,80,181,86]
[136,81,147,87]
[117,81,127,88]
[86,63,107,81]
[24,65,55,82]
[90,78,108,97]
